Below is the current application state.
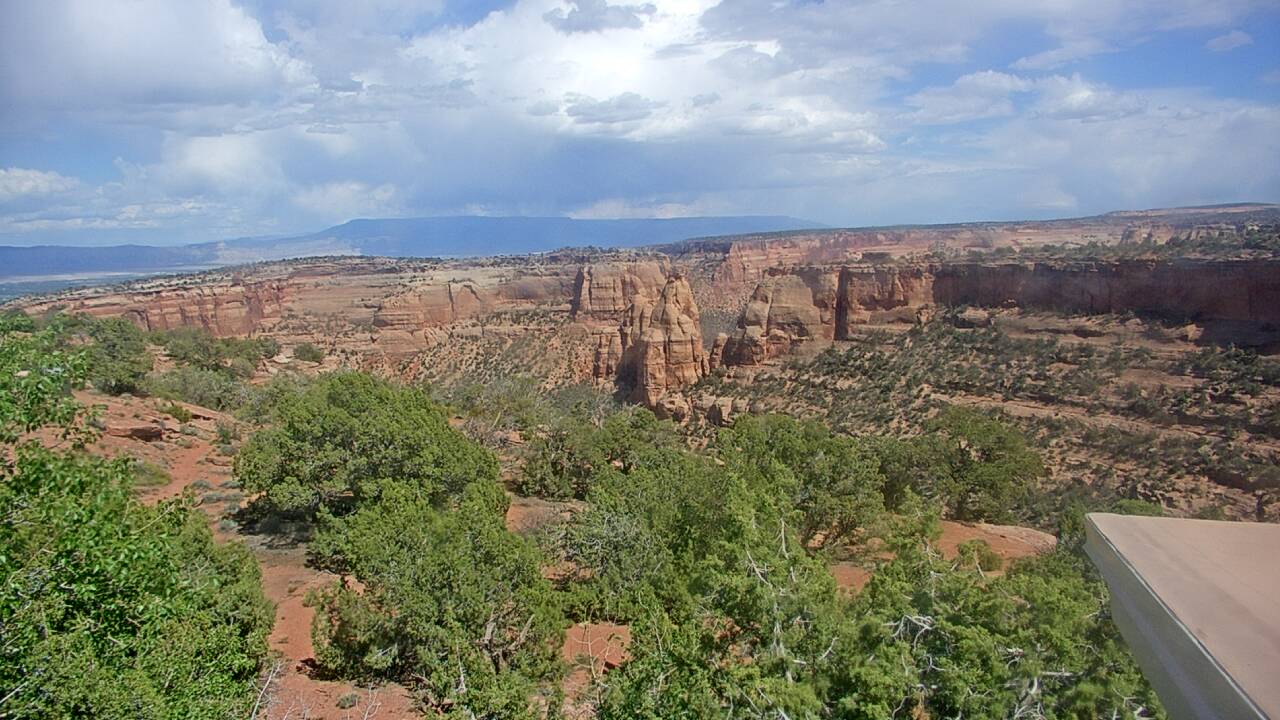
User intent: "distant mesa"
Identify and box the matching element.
[0,215,824,280]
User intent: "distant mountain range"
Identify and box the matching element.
[0,215,822,279]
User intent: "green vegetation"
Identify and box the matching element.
[3,312,303,420]
[539,410,1160,718]
[0,307,1173,718]
[0,320,273,717]
[151,327,279,378]
[159,400,193,423]
[956,538,1003,571]
[293,341,325,363]
[235,372,498,517]
[919,406,1047,523]
[225,371,569,715]
[699,319,1280,521]
[129,457,172,487]
[519,406,678,499]
[84,317,153,395]
[715,414,885,548]
[308,482,563,716]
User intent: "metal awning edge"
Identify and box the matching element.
[1083,513,1269,720]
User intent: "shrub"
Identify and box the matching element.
[308,481,563,717]
[293,342,325,363]
[215,420,240,445]
[235,372,498,517]
[1111,498,1165,516]
[130,458,171,487]
[85,317,153,395]
[160,401,193,423]
[715,414,886,549]
[922,406,1046,523]
[153,327,278,376]
[519,407,678,500]
[144,367,254,412]
[956,538,1002,572]
[0,324,273,716]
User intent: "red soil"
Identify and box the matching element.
[830,520,1058,595]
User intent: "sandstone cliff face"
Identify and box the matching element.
[571,261,670,319]
[717,257,1280,366]
[372,282,488,328]
[585,273,711,414]
[834,265,936,336]
[722,270,838,365]
[930,260,1280,328]
[627,276,709,412]
[23,279,290,336]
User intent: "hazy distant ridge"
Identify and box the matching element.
[0,215,820,278]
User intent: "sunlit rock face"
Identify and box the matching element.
[722,270,838,365]
[628,275,709,412]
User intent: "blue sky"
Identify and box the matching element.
[1,0,1278,246]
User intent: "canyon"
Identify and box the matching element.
[11,204,1280,520]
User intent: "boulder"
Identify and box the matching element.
[951,307,992,328]
[106,423,164,441]
[708,396,736,426]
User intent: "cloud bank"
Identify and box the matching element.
[0,0,1277,245]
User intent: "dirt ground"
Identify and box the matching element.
[829,520,1057,595]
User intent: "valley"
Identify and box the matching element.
[5,203,1279,718]
[15,204,1279,523]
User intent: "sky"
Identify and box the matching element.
[1,0,1278,247]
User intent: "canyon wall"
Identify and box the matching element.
[721,258,1280,365]
[927,260,1280,328]
[21,278,292,336]
[19,255,714,410]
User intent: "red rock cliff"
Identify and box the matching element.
[721,257,1280,365]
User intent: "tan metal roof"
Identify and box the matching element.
[1087,513,1280,719]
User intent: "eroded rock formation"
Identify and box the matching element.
[722,270,838,365]
[630,275,709,411]
[571,261,670,319]
[716,257,1280,367]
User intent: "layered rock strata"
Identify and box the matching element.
[721,258,1280,365]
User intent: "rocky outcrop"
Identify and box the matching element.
[722,270,838,365]
[599,272,711,412]
[28,279,291,336]
[106,423,164,441]
[372,282,489,328]
[717,257,1280,366]
[708,333,728,369]
[930,260,1280,327]
[834,265,936,335]
[571,261,669,319]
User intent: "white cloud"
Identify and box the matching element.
[0,0,311,116]
[292,181,401,221]
[0,168,80,202]
[568,197,718,218]
[1012,39,1112,71]
[907,71,1033,124]
[565,92,663,124]
[543,0,656,33]
[1,0,1277,243]
[1033,75,1146,121]
[1205,30,1253,52]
